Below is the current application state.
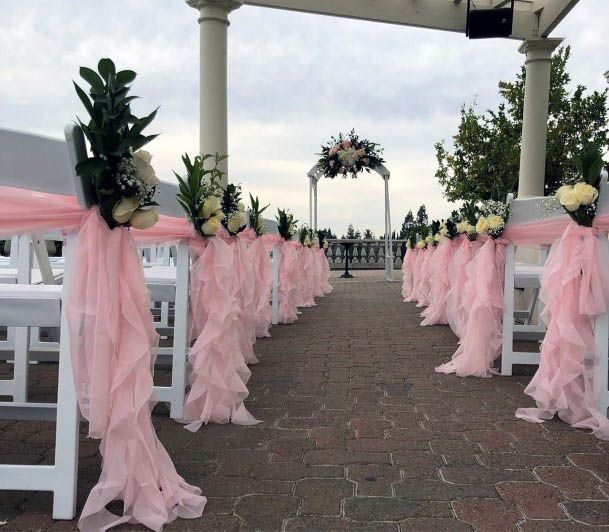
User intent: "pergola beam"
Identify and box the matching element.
[242,0,556,40]
[534,0,579,37]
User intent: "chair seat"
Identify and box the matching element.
[0,268,63,285]
[144,266,177,284]
[0,284,62,327]
[514,263,543,289]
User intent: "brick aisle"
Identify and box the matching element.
[2,270,609,530]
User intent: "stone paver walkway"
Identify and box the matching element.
[2,270,609,530]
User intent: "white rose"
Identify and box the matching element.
[558,188,581,212]
[201,216,221,236]
[201,195,222,219]
[555,185,572,204]
[227,211,246,233]
[425,235,434,245]
[112,196,140,224]
[487,215,504,231]
[129,208,159,230]
[132,150,159,187]
[237,202,246,212]
[304,236,311,246]
[476,216,489,235]
[434,233,443,243]
[466,223,476,236]
[439,224,449,237]
[573,182,598,206]
[456,221,466,234]
[416,240,426,249]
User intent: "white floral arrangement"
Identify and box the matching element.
[456,220,477,240]
[554,146,604,227]
[175,153,225,237]
[475,200,509,239]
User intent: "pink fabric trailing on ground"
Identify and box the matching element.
[66,211,206,531]
[421,239,454,326]
[183,235,259,430]
[435,238,506,378]
[278,239,301,324]
[516,223,609,440]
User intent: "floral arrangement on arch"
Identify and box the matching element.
[277,209,297,241]
[555,145,605,226]
[74,58,160,229]
[475,200,510,239]
[318,129,385,179]
[175,153,225,237]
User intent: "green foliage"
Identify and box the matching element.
[399,210,415,239]
[436,47,609,203]
[221,182,245,235]
[345,223,361,239]
[277,209,297,240]
[363,229,374,239]
[73,58,159,227]
[248,194,269,236]
[174,153,224,236]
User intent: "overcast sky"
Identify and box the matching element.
[1,1,607,236]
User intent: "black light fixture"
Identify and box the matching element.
[466,0,515,39]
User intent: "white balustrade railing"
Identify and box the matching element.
[324,239,408,269]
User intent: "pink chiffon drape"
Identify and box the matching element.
[421,239,453,326]
[516,223,609,440]
[278,239,301,324]
[435,238,506,378]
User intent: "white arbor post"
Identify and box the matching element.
[383,174,393,282]
[517,38,562,198]
[187,0,242,185]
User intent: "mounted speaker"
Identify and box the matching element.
[466,0,514,39]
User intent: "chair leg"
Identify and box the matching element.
[501,246,516,376]
[12,326,30,402]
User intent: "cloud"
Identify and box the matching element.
[1,0,606,235]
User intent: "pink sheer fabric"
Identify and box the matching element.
[421,239,453,326]
[516,223,609,439]
[0,187,205,530]
[248,235,274,338]
[297,246,316,308]
[317,247,333,294]
[436,238,506,378]
[68,212,206,531]
[408,248,423,303]
[183,236,258,430]
[311,246,324,298]
[415,247,434,307]
[401,247,415,303]
[446,237,481,338]
[278,240,301,324]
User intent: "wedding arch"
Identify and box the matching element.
[307,162,393,282]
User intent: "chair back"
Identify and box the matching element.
[63,125,96,208]
[155,180,184,218]
[263,217,279,236]
[505,193,567,228]
[0,128,76,196]
[594,170,609,217]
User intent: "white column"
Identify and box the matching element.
[313,179,318,231]
[308,177,313,228]
[517,38,562,198]
[187,0,242,185]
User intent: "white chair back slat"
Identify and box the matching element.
[156,181,183,218]
[0,128,74,195]
[594,171,609,217]
[505,194,567,227]
[63,125,96,208]
[263,217,279,236]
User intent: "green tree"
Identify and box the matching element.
[399,210,415,239]
[363,229,374,239]
[415,205,428,228]
[435,46,609,203]
[344,223,361,239]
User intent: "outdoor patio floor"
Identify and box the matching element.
[2,270,609,531]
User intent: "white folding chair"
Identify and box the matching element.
[0,124,96,519]
[501,193,567,376]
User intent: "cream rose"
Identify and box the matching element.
[201,216,221,236]
[439,224,449,237]
[434,233,444,243]
[237,202,246,212]
[558,187,581,212]
[425,235,434,245]
[201,195,222,219]
[112,196,140,224]
[465,223,476,236]
[486,214,504,231]
[416,240,426,249]
[227,211,246,233]
[132,150,159,187]
[476,216,489,235]
[456,221,467,234]
[573,182,598,206]
[304,236,311,246]
[130,208,159,230]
